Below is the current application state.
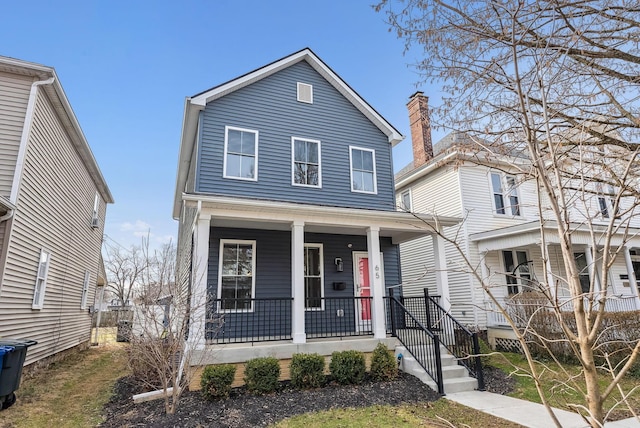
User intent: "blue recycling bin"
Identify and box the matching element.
[0,339,37,410]
[0,346,14,378]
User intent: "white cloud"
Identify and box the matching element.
[120,220,151,233]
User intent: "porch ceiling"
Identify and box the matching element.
[470,220,640,252]
[184,194,461,244]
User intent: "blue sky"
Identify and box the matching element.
[1,0,443,249]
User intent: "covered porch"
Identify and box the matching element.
[185,195,460,349]
[470,221,640,328]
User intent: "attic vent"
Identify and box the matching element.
[297,82,313,104]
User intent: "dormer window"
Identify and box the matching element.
[491,172,520,216]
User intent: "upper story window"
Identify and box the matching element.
[218,240,256,312]
[491,172,520,216]
[292,137,321,188]
[304,244,324,310]
[574,252,591,294]
[32,249,51,309]
[91,193,99,228]
[596,184,618,219]
[349,147,377,194]
[297,82,313,104]
[400,189,412,211]
[80,271,90,309]
[224,126,258,181]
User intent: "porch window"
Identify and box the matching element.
[218,240,256,311]
[349,147,377,193]
[502,250,531,294]
[304,244,324,310]
[32,249,51,309]
[491,172,520,216]
[224,126,258,181]
[292,137,321,187]
[574,252,591,294]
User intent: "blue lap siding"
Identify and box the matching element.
[196,61,397,211]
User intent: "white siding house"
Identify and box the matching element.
[0,56,113,366]
[395,93,640,341]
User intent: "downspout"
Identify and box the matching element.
[9,76,56,204]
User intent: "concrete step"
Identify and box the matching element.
[395,345,479,394]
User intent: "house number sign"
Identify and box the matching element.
[375,265,380,279]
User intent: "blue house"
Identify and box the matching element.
[173,49,458,375]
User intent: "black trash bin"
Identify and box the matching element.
[117,320,132,342]
[0,338,37,410]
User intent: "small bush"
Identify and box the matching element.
[244,357,280,394]
[200,364,236,400]
[290,353,325,389]
[370,343,398,381]
[329,350,366,385]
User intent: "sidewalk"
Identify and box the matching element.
[445,390,640,428]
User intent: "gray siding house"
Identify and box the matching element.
[0,56,113,366]
[174,49,456,370]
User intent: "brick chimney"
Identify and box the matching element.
[407,91,433,167]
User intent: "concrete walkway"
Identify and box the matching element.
[445,390,640,428]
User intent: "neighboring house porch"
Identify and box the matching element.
[470,221,640,332]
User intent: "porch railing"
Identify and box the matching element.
[422,291,485,390]
[388,293,444,395]
[306,296,373,339]
[209,297,293,344]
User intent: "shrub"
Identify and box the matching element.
[200,364,236,400]
[370,343,397,381]
[329,350,366,385]
[290,353,326,389]
[244,357,280,394]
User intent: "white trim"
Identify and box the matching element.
[304,243,325,311]
[489,171,522,217]
[80,270,90,309]
[349,146,377,194]
[291,137,322,188]
[296,82,313,104]
[32,248,51,309]
[217,239,257,313]
[223,126,259,181]
[399,188,412,211]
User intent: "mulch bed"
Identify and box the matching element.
[101,367,514,427]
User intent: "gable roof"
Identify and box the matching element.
[0,56,114,204]
[173,48,403,218]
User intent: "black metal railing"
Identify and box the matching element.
[423,290,485,390]
[398,294,442,332]
[388,293,445,395]
[306,296,373,339]
[209,297,293,344]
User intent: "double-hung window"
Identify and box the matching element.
[304,244,324,310]
[491,172,520,216]
[224,126,258,180]
[91,193,99,228]
[292,137,321,187]
[80,271,90,309]
[349,147,377,193]
[502,250,531,295]
[32,249,51,309]
[574,252,591,294]
[218,240,256,311]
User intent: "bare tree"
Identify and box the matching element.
[378,1,640,426]
[103,241,146,317]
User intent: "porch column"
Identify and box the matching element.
[291,220,306,344]
[545,245,556,298]
[367,226,386,339]
[188,213,210,350]
[623,247,640,310]
[432,230,451,312]
[585,246,601,293]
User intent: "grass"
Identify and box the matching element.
[487,351,640,420]
[274,401,524,428]
[0,341,128,428]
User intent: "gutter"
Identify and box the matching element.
[10,76,56,204]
